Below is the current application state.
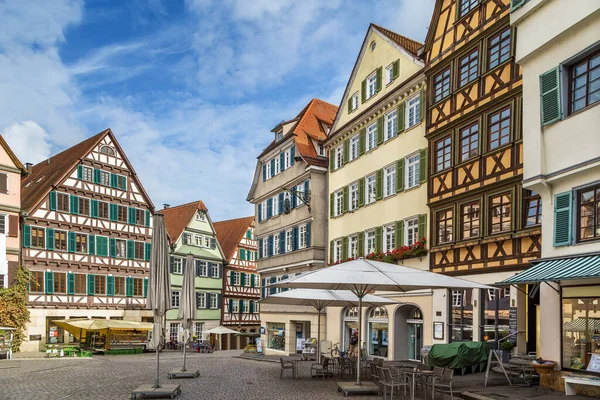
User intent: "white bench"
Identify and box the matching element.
[563,376,600,395]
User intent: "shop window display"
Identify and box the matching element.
[343,307,359,353]
[267,323,285,351]
[562,286,600,372]
[368,306,389,357]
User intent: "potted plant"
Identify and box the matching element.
[500,341,515,364]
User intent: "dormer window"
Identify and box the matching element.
[276,131,283,142]
[100,145,116,156]
[195,212,205,221]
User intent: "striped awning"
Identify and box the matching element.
[563,318,600,332]
[500,254,600,284]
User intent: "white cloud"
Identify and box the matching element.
[2,121,52,164]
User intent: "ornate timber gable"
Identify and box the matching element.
[213,216,260,327]
[424,0,540,275]
[21,129,155,311]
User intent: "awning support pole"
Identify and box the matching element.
[544,281,560,294]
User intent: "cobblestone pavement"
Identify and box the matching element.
[0,351,379,400]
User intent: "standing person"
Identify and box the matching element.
[349,330,359,359]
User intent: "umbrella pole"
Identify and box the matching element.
[356,295,362,386]
[317,308,321,364]
[154,343,160,388]
[182,330,187,372]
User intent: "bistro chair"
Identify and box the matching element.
[311,357,330,379]
[378,367,409,400]
[279,358,296,379]
[430,367,454,400]
[340,357,356,378]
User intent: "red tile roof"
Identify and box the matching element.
[213,216,255,263]
[371,24,423,58]
[161,201,208,244]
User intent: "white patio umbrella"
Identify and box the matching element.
[260,289,400,363]
[176,254,196,374]
[202,326,240,350]
[274,258,495,386]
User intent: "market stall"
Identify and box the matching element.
[0,327,15,360]
[52,319,153,353]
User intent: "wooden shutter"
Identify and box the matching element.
[240,248,246,260]
[375,227,383,253]
[511,0,526,11]
[144,277,148,298]
[392,60,399,79]
[419,88,425,122]
[77,164,83,180]
[329,149,335,172]
[292,227,299,251]
[93,169,101,184]
[396,159,405,193]
[361,79,367,103]
[347,97,352,113]
[342,186,349,213]
[126,277,133,297]
[359,127,366,155]
[258,239,263,259]
[110,204,117,222]
[127,240,134,260]
[266,198,272,218]
[376,66,383,92]
[70,195,79,215]
[419,148,428,184]
[376,169,383,200]
[342,237,348,261]
[106,275,114,296]
[23,225,31,248]
[376,115,384,145]
[270,159,275,177]
[553,191,572,247]
[343,139,349,164]
[290,145,295,165]
[145,243,151,261]
[306,222,311,247]
[268,236,273,257]
[540,66,562,126]
[329,241,334,264]
[358,178,365,207]
[418,214,427,242]
[120,176,127,191]
[87,274,95,295]
[128,207,135,224]
[110,173,117,188]
[330,193,335,218]
[88,234,95,255]
[45,271,54,294]
[67,272,74,295]
[229,271,235,285]
[45,228,54,250]
[8,215,17,238]
[241,272,246,287]
[397,101,405,133]
[395,221,404,248]
[0,173,7,194]
[358,232,364,257]
[91,199,98,218]
[278,193,284,214]
[109,238,116,258]
[262,164,267,181]
[68,231,76,253]
[145,210,150,227]
[210,238,216,249]
[279,231,285,254]
[280,152,285,172]
[49,191,57,211]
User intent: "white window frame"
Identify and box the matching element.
[385,64,394,85]
[276,131,283,141]
[366,175,376,205]
[171,290,180,308]
[335,145,343,169]
[296,184,305,206]
[0,214,7,235]
[335,190,343,217]
[169,323,180,341]
[406,94,421,129]
[197,293,206,309]
[406,153,420,190]
[274,156,280,175]
[272,195,279,216]
[351,92,359,110]
[349,182,359,211]
[367,72,377,98]
[203,236,211,248]
[115,239,126,258]
[452,290,463,307]
[273,234,280,255]
[234,272,241,286]
[385,109,397,141]
[285,230,293,252]
[194,321,205,337]
[261,202,267,221]
[265,162,271,179]
[299,224,307,249]
[242,300,249,313]
[195,234,203,247]
[384,225,395,252]
[384,165,396,197]
[99,170,110,186]
[348,235,358,259]
[405,217,419,246]
[262,239,268,259]
[334,239,342,263]
[211,263,220,278]
[172,257,183,274]
[366,123,377,152]
[350,134,359,161]
[196,260,208,277]
[210,293,218,309]
[82,166,94,182]
[365,230,376,255]
[284,148,291,169]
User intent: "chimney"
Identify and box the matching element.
[25,163,33,173]
[163,204,170,209]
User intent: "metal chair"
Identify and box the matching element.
[279,358,296,379]
[431,368,454,400]
[340,357,356,378]
[311,357,330,379]
[378,367,410,399]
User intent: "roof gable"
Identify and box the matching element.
[213,216,255,262]
[161,200,208,244]
[0,135,25,172]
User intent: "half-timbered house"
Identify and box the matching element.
[423,0,540,350]
[161,201,225,344]
[20,129,154,352]
[213,216,259,350]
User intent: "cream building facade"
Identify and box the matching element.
[247,99,338,356]
[505,0,600,384]
[324,24,433,361]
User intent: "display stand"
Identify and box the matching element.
[336,381,379,397]
[167,369,199,379]
[130,384,181,400]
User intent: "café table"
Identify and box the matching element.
[282,356,305,379]
[385,361,432,400]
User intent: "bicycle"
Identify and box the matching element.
[331,342,341,357]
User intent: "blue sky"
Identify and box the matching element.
[0,0,434,221]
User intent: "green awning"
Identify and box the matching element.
[500,254,600,284]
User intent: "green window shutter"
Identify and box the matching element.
[110,173,117,188]
[361,79,367,103]
[241,273,246,286]
[511,0,526,11]
[357,232,365,257]
[128,207,135,224]
[358,178,365,208]
[342,186,349,213]
[540,67,562,126]
[554,191,572,247]
[397,102,405,133]
[77,164,83,180]
[342,237,348,261]
[109,238,117,258]
[228,299,233,313]
[359,128,366,155]
[330,192,335,218]
[120,176,127,190]
[106,275,115,296]
[127,240,134,260]
[250,274,255,288]
[329,149,335,172]
[396,159,405,193]
[240,249,246,260]
[343,138,349,164]
[23,225,31,248]
[376,169,383,200]
[97,236,109,257]
[347,98,353,113]
[329,241,334,264]
[91,199,98,218]
[143,278,148,298]
[88,234,95,255]
[144,243,151,261]
[87,274,95,295]
[70,195,79,215]
[49,191,57,211]
[110,204,118,222]
[376,115,384,145]
[67,273,74,295]
[126,277,133,297]
[249,300,255,313]
[68,231,76,253]
[46,228,54,251]
[45,271,54,294]
[145,210,151,227]
[376,67,383,92]
[419,89,425,122]
[418,214,427,242]
[419,148,428,184]
[375,227,383,253]
[93,169,101,184]
[392,60,400,79]
[395,220,404,248]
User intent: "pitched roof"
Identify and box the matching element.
[0,135,26,172]
[213,216,255,262]
[258,98,338,167]
[371,23,423,58]
[161,200,208,244]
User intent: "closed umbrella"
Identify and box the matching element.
[274,258,495,388]
[260,289,400,363]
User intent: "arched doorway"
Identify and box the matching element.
[394,305,424,361]
[342,307,359,352]
[367,306,389,357]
